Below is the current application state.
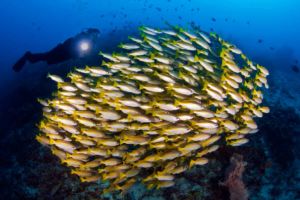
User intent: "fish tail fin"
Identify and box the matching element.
[178,27,184,33]
[139,84,144,90]
[174,99,180,106]
[147,183,155,190]
[189,160,194,168]
[101,60,109,67]
[149,99,157,107]
[178,71,184,79]
[138,25,145,31]
[48,138,54,145]
[117,43,124,48]
[149,52,155,60]
[112,81,118,87]
[115,102,122,111]
[194,54,199,62]
[141,33,147,42]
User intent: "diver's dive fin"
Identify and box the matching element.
[13,51,30,72]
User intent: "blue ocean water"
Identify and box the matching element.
[0,0,299,199]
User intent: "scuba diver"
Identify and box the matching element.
[13,28,100,72]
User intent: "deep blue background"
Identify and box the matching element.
[1,0,299,83]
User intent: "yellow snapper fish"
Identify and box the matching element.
[37,25,269,194]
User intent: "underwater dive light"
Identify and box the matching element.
[79,41,90,51]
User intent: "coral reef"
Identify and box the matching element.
[221,154,248,200]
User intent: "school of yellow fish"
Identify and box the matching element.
[36,26,269,194]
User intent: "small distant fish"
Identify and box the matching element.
[292,65,299,73]
[211,17,216,22]
[258,39,263,43]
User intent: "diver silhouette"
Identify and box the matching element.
[13,28,100,72]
